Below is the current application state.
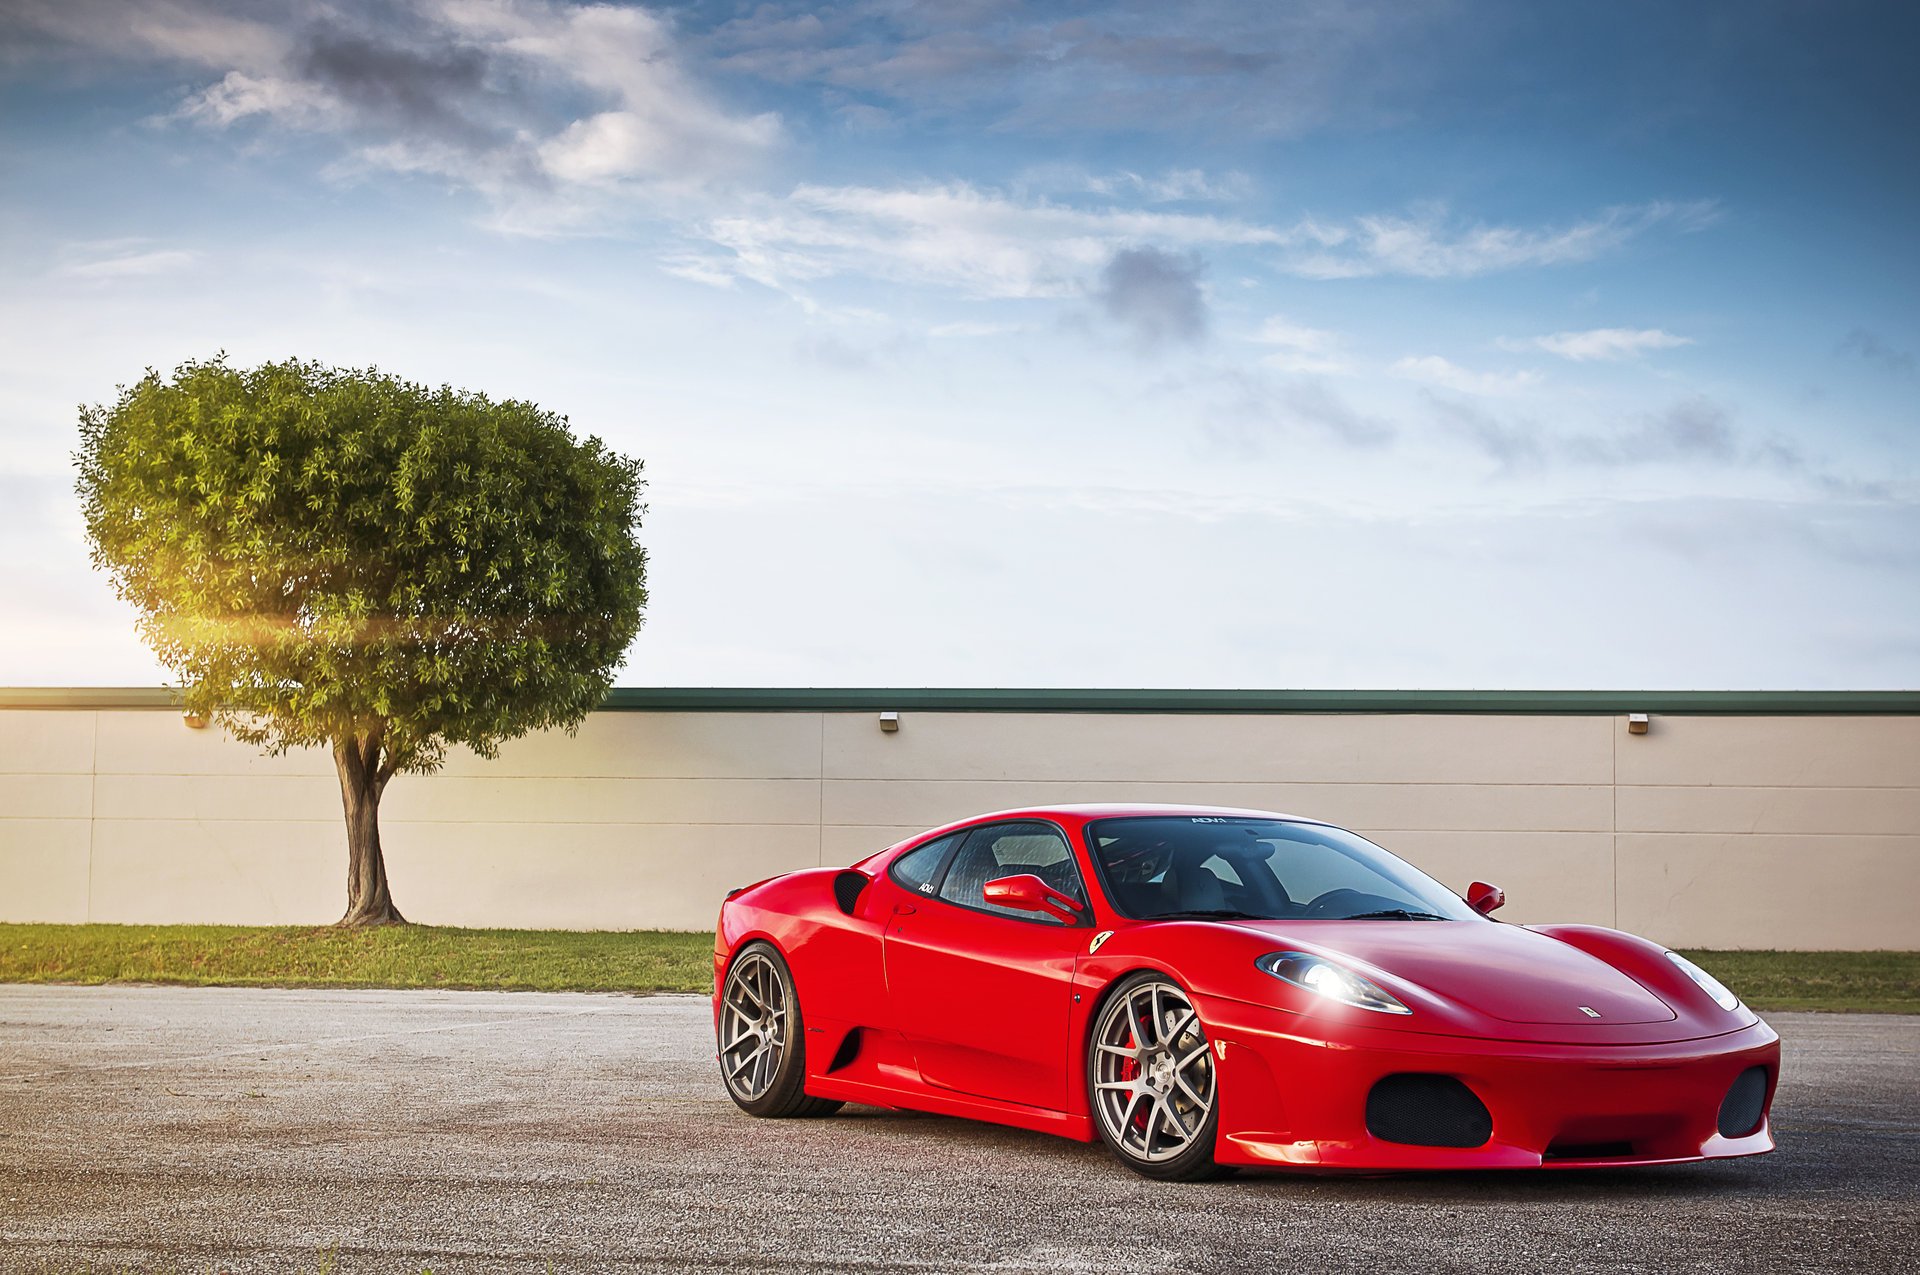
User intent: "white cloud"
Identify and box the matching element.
[1077,168,1253,203]
[683,181,1289,301]
[56,247,198,280]
[1499,327,1695,361]
[176,68,334,128]
[658,254,743,289]
[452,1,780,190]
[1391,354,1542,397]
[1284,201,1719,280]
[677,184,1721,305]
[37,0,782,209]
[15,2,1721,316]
[929,321,1019,338]
[538,106,778,188]
[5,0,288,68]
[1247,315,1353,375]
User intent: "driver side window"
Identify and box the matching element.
[938,821,1085,923]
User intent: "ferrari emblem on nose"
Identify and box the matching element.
[1088,930,1114,953]
[1579,1006,1602,1018]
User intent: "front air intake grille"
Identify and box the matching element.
[1365,1074,1494,1148]
[1543,1139,1637,1161]
[1718,1066,1769,1138]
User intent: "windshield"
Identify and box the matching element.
[1086,816,1478,922]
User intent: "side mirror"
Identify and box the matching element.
[983,874,1086,923]
[1467,881,1506,916]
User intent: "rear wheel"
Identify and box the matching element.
[717,941,842,1118]
[1088,972,1225,1180]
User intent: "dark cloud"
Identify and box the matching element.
[1199,370,1394,453]
[1438,394,1743,470]
[293,25,506,155]
[1425,393,1544,470]
[1568,396,1738,466]
[1837,328,1915,375]
[1094,247,1207,350]
[1438,393,1739,471]
[1432,394,1892,498]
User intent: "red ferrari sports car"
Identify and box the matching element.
[712,805,1778,1179]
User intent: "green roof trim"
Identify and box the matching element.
[3,686,1917,714]
[600,688,1920,714]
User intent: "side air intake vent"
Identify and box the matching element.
[1718,1066,1769,1138]
[828,1028,863,1073]
[1365,1074,1494,1148]
[832,870,870,917]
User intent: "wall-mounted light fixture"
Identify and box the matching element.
[1627,713,1650,736]
[878,711,900,733]
[182,712,209,730]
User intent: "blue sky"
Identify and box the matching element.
[1,0,1915,688]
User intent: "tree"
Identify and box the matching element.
[76,357,648,926]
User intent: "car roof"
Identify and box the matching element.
[959,803,1329,825]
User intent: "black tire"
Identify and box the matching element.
[717,940,842,1118]
[1086,970,1228,1181]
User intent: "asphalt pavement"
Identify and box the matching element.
[1,985,1915,1273]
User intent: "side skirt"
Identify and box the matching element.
[806,1074,1098,1143]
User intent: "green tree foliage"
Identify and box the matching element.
[76,357,648,925]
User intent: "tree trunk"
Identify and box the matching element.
[333,730,406,928]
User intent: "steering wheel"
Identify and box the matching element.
[1302,888,1373,918]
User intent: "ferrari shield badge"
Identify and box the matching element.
[1088,930,1114,953]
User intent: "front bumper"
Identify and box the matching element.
[1200,994,1780,1171]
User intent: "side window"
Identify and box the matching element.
[938,821,1085,923]
[889,833,960,895]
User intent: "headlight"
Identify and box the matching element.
[1257,951,1411,1015]
[1666,951,1740,1011]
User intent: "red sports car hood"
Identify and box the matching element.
[1234,919,1678,1025]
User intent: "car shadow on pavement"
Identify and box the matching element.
[825,1104,1772,1198]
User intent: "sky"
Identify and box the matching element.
[0,0,1915,689]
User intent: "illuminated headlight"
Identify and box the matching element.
[1257,951,1411,1015]
[1666,951,1740,1011]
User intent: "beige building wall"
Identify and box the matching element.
[1,697,1916,949]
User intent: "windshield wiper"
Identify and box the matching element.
[1339,909,1450,921]
[1148,909,1270,921]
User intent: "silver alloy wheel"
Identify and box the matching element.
[1092,980,1216,1163]
[719,948,789,1102]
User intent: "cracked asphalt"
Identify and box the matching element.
[1,986,1915,1273]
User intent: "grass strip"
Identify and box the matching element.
[0,925,1913,1013]
[0,923,713,994]
[1679,948,1920,1015]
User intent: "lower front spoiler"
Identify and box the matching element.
[1219,1125,1776,1173]
[1201,1000,1781,1172]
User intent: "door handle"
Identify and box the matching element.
[895,904,916,916]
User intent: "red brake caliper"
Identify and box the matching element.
[1123,1016,1148,1131]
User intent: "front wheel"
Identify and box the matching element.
[1088,972,1226,1180]
[717,941,842,1118]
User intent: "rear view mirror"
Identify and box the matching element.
[1467,881,1506,916]
[983,874,1086,923]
